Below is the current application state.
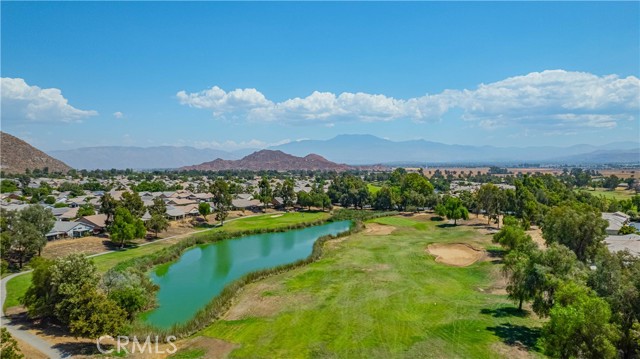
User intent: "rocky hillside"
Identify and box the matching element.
[0,132,72,174]
[181,150,352,171]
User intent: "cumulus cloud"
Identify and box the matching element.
[113,111,124,119]
[1,77,97,123]
[177,70,639,131]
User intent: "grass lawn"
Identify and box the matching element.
[576,188,637,200]
[207,211,330,233]
[367,184,382,194]
[3,212,331,311]
[198,215,544,358]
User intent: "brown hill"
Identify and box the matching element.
[181,150,352,171]
[0,132,72,174]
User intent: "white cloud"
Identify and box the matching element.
[177,70,639,130]
[1,77,97,123]
[113,111,124,119]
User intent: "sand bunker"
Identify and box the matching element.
[426,243,485,267]
[270,214,284,218]
[364,223,396,235]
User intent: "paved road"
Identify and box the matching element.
[1,271,65,358]
[0,212,279,358]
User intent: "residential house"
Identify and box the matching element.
[604,233,640,256]
[46,221,94,240]
[602,212,631,235]
[78,214,108,234]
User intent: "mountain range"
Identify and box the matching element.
[48,146,242,170]
[45,135,640,169]
[181,150,351,171]
[271,135,640,165]
[0,132,72,174]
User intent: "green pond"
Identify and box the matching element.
[144,220,353,328]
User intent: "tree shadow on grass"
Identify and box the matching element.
[486,323,541,351]
[53,342,104,357]
[436,223,457,228]
[430,216,444,221]
[481,307,529,318]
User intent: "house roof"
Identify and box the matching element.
[78,214,108,228]
[605,234,640,256]
[59,207,79,220]
[602,212,630,232]
[232,198,262,208]
[167,198,197,206]
[166,205,186,217]
[47,221,92,236]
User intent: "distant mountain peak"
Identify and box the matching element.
[181,150,350,171]
[1,132,72,174]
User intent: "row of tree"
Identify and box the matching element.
[0,205,55,269]
[496,204,639,358]
[22,254,157,338]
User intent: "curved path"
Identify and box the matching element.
[0,212,281,358]
[1,271,65,358]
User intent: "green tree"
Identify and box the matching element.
[541,281,619,359]
[619,225,639,235]
[0,180,19,193]
[588,251,640,358]
[110,207,146,247]
[278,178,296,210]
[76,203,95,217]
[297,191,313,210]
[67,284,126,338]
[10,220,43,268]
[0,328,24,359]
[542,204,608,262]
[210,180,232,225]
[257,177,273,210]
[531,243,582,317]
[502,247,537,310]
[400,173,434,210]
[373,186,396,210]
[493,223,533,252]
[101,268,156,320]
[477,183,504,227]
[18,205,54,255]
[434,197,469,225]
[311,184,331,211]
[120,191,145,218]
[145,213,168,238]
[198,202,211,221]
[148,197,167,216]
[603,175,621,190]
[99,193,118,225]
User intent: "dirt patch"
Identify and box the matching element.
[527,226,546,249]
[224,282,313,321]
[364,223,396,236]
[171,337,238,359]
[13,336,48,359]
[426,243,485,267]
[42,236,114,259]
[490,342,537,359]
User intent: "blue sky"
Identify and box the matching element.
[2,2,639,151]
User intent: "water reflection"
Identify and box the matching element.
[145,220,352,328]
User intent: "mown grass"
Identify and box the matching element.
[3,212,331,311]
[367,184,382,194]
[206,211,330,233]
[576,188,637,200]
[199,216,544,358]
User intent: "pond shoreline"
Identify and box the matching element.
[142,220,354,329]
[122,211,397,338]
